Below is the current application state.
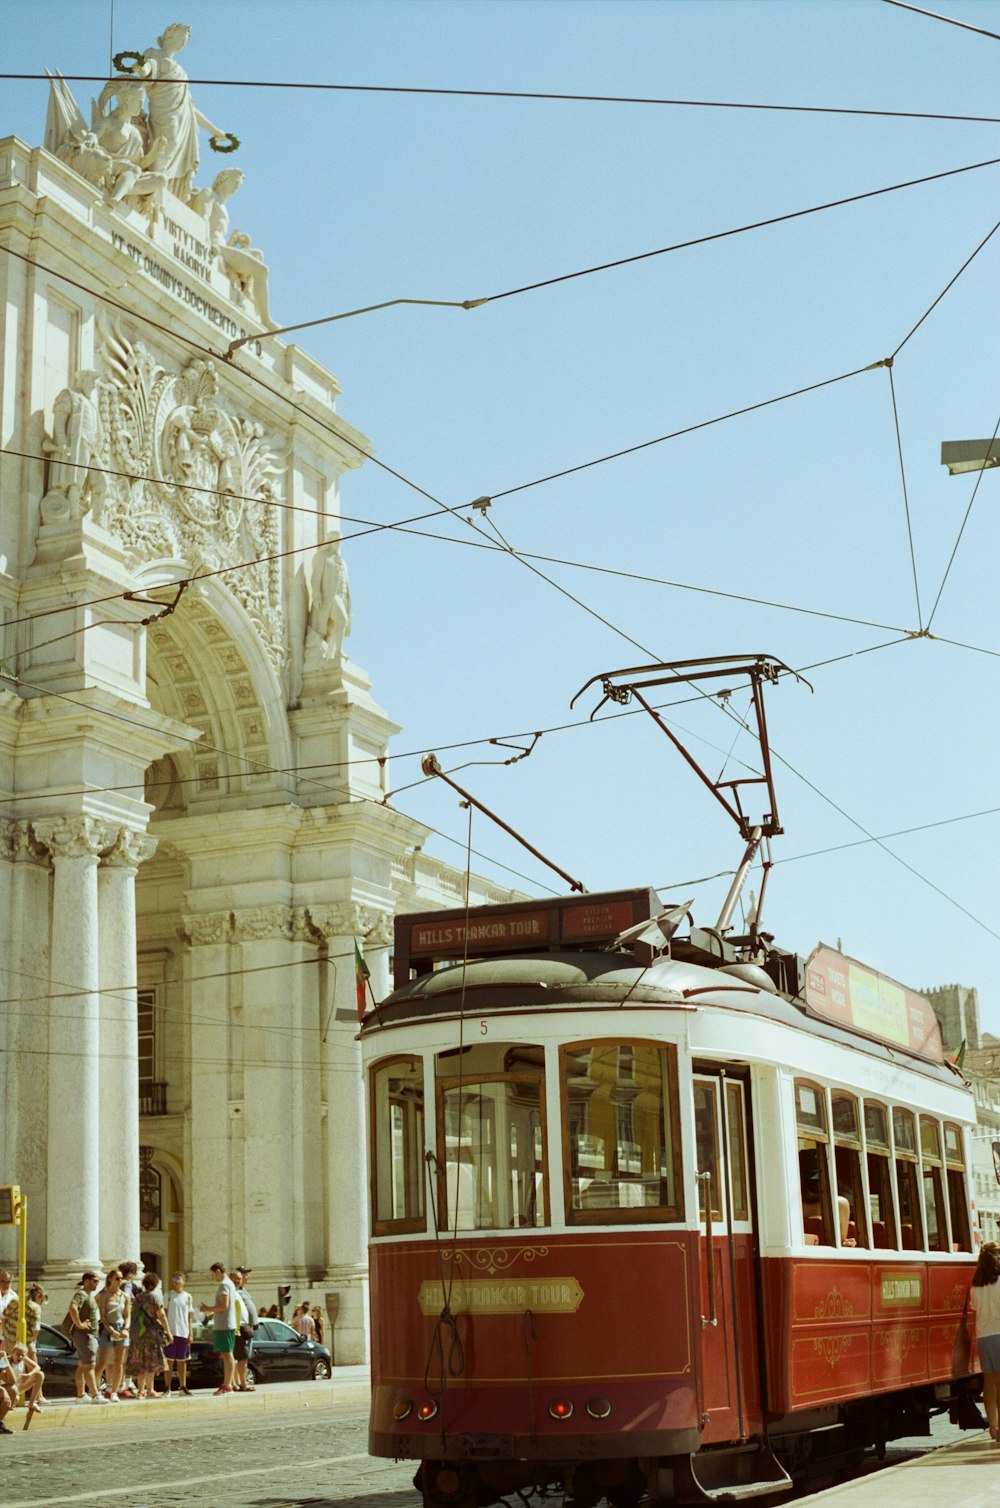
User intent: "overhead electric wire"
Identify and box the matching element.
[8,68,1000,126]
[881,0,1000,46]
[926,400,1000,628]
[886,365,923,629]
[483,156,1000,304]
[770,744,1000,944]
[5,168,998,644]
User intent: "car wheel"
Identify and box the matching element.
[248,1364,262,1387]
[312,1358,332,1381]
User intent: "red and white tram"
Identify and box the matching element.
[362,888,981,1506]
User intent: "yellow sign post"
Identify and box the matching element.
[0,1184,27,1345]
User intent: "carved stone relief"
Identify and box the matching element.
[39,324,286,671]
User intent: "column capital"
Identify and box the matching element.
[101,827,158,870]
[307,902,376,942]
[32,815,117,861]
[178,911,233,947]
[231,905,294,942]
[366,912,394,948]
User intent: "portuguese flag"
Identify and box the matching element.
[354,939,370,1022]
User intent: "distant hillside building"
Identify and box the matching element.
[924,983,981,1056]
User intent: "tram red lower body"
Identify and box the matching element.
[369,1233,975,1463]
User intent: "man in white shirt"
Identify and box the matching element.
[164,1274,195,1395]
[199,1262,237,1395]
[0,1271,18,1322]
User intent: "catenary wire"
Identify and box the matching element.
[886,365,923,629]
[7,69,1000,125]
[881,0,1000,46]
[483,156,1000,304]
[5,174,996,642]
[925,401,1000,629]
[1,186,994,928]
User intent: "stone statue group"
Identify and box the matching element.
[45,22,271,327]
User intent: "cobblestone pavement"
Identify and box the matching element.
[1,1398,422,1508]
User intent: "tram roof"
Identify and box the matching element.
[367,949,966,1091]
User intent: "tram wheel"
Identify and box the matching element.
[415,1461,481,1508]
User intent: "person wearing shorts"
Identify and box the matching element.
[68,1272,105,1403]
[199,1263,237,1394]
[164,1274,195,1395]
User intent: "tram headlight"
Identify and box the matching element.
[586,1397,612,1420]
[393,1400,413,1421]
[548,1399,574,1420]
[417,1400,439,1421]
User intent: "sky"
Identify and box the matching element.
[4,0,1000,1032]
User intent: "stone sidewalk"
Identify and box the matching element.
[13,1365,370,1432]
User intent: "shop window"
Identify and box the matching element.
[371,1057,425,1234]
[438,1042,546,1231]
[863,1101,897,1250]
[920,1116,949,1253]
[796,1080,834,1246]
[832,1092,867,1248]
[893,1108,924,1251]
[562,1041,683,1224]
[944,1121,972,1251]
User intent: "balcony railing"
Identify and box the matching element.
[139,1081,168,1116]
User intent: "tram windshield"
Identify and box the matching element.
[561,1041,683,1223]
[435,1043,547,1231]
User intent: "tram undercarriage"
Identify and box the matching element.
[410,1378,984,1508]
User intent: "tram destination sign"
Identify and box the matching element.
[395,888,660,986]
[803,946,944,1063]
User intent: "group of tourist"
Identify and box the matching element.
[0,1261,262,1427]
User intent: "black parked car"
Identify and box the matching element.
[34,1322,81,1394]
[187,1318,332,1388]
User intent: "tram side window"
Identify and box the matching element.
[436,1042,547,1231]
[726,1082,750,1222]
[863,1102,897,1251]
[944,1122,972,1252]
[562,1041,683,1224]
[892,1108,924,1251]
[832,1092,867,1248]
[694,1080,722,1220]
[920,1117,949,1253]
[371,1057,426,1234]
[795,1080,834,1246]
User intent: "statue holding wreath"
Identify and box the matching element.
[137,23,232,202]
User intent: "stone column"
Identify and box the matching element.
[235,904,321,1284]
[98,827,157,1268]
[2,824,54,1265]
[180,911,234,1268]
[311,902,376,1364]
[34,816,115,1278]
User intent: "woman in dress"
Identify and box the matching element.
[129,1272,172,1400]
[97,1270,131,1402]
[970,1240,1000,1442]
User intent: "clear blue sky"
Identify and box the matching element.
[5,1,1000,1031]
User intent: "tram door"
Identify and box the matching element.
[694,1069,757,1444]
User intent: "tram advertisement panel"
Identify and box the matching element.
[803,947,944,1062]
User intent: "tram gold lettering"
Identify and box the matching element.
[417,1276,584,1316]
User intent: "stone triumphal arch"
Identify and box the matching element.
[0,28,517,1359]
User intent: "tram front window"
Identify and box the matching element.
[436,1043,546,1231]
[370,1056,426,1235]
[561,1041,683,1224]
